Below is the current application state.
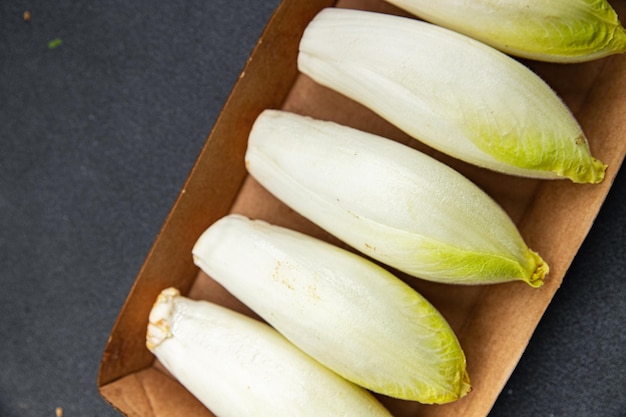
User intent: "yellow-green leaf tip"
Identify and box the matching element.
[526,250,549,288]
[574,157,607,184]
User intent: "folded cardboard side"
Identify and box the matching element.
[98,0,626,416]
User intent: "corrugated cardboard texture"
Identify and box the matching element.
[99,0,626,416]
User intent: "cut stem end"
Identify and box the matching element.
[146,287,179,351]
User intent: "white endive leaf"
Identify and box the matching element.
[192,214,471,404]
[146,288,394,417]
[298,8,606,184]
[245,109,548,287]
[384,0,626,63]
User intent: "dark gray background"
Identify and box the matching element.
[1,1,624,416]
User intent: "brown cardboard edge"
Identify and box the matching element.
[97,0,335,394]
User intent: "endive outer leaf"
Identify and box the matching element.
[384,0,626,63]
[298,8,607,184]
[192,214,471,404]
[245,109,549,287]
[146,287,394,417]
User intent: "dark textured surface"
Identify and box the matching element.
[1,1,624,416]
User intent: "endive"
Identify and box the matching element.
[245,109,548,287]
[192,214,471,404]
[146,287,394,416]
[383,0,626,63]
[298,8,607,184]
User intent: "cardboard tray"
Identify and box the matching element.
[98,0,626,416]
